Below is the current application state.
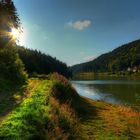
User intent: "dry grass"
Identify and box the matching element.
[79,97,140,139]
[1,74,140,139]
[99,104,140,137]
[48,97,80,140]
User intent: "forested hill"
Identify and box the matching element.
[70,39,140,74]
[17,46,71,77]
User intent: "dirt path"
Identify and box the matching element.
[0,79,40,122]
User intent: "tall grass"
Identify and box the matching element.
[0,74,81,139]
[0,80,51,139]
[48,73,81,139]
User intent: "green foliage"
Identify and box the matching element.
[0,0,20,46]
[0,76,81,139]
[0,46,27,84]
[0,77,27,116]
[0,74,140,139]
[0,0,20,28]
[17,46,72,78]
[50,73,79,102]
[0,80,51,139]
[0,0,27,84]
[71,39,140,74]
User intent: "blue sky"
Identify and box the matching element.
[14,0,140,66]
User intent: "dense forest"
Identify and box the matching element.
[0,0,71,83]
[17,46,71,77]
[70,39,140,74]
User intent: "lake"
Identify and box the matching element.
[71,78,140,105]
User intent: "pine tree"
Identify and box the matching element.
[0,0,27,84]
[0,0,21,45]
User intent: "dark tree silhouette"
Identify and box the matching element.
[0,0,27,83]
[17,46,72,78]
[0,0,21,46]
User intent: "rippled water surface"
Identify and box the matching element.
[71,79,140,105]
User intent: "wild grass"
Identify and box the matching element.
[0,79,51,139]
[99,104,140,139]
[48,97,80,139]
[0,74,81,140]
[50,73,79,103]
[0,78,27,118]
[48,73,81,139]
[49,73,140,139]
[0,73,140,139]
[79,98,140,140]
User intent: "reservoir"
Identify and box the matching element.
[71,79,140,105]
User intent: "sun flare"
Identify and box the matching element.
[11,28,20,39]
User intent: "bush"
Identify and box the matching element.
[50,73,79,102]
[0,46,28,84]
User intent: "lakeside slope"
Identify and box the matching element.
[0,74,140,139]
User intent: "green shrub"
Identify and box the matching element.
[0,46,28,84]
[50,73,79,102]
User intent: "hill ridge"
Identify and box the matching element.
[70,39,140,74]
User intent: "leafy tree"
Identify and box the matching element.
[0,46,27,83]
[0,0,27,84]
[0,0,20,45]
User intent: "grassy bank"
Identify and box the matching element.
[79,98,140,140]
[73,72,140,80]
[0,73,140,139]
[0,74,80,139]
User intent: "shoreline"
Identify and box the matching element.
[73,72,140,81]
[0,75,140,139]
[78,95,140,139]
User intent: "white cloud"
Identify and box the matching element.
[67,20,91,30]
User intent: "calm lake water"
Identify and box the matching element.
[71,78,140,105]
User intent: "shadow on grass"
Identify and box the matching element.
[0,79,26,119]
[74,96,139,139]
[70,95,100,121]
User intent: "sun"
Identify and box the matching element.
[9,27,26,46]
[11,28,20,39]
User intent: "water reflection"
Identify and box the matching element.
[71,80,140,105]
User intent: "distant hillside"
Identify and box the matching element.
[70,39,140,74]
[17,46,71,77]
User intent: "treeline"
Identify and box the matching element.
[17,46,71,78]
[0,0,71,85]
[70,39,140,74]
